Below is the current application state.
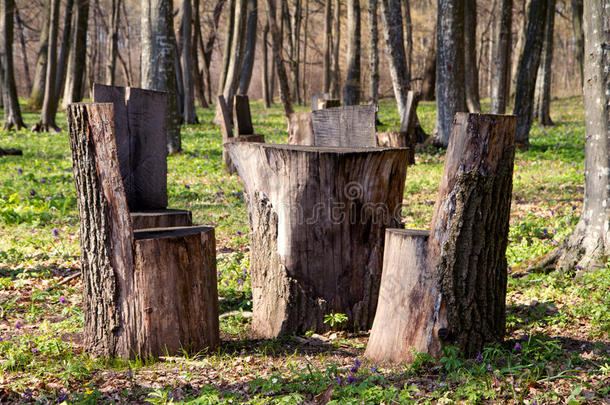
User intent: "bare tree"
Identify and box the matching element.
[192,0,208,109]
[200,0,226,105]
[343,0,361,105]
[323,0,332,93]
[217,0,235,95]
[0,0,25,129]
[368,0,379,105]
[490,0,513,114]
[401,0,412,77]
[141,0,182,154]
[533,0,555,126]
[14,8,30,93]
[182,0,197,123]
[464,0,481,112]
[266,0,293,117]
[435,0,466,146]
[570,0,584,89]
[331,0,341,98]
[421,30,436,101]
[219,0,247,119]
[105,0,122,85]
[54,0,73,98]
[27,2,49,110]
[61,0,88,109]
[261,21,271,108]
[237,0,257,95]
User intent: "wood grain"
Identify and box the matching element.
[311,105,377,147]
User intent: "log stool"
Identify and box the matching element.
[68,103,219,358]
[366,113,516,363]
[226,142,410,338]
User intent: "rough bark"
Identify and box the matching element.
[61,0,88,109]
[366,113,516,363]
[27,1,49,110]
[266,0,294,117]
[513,0,548,147]
[377,90,422,162]
[435,0,466,147]
[131,209,193,230]
[0,0,25,130]
[301,0,309,103]
[141,0,182,154]
[379,0,410,124]
[533,0,555,126]
[571,0,584,90]
[311,105,377,147]
[191,0,208,109]
[201,0,226,105]
[421,30,436,101]
[33,0,61,133]
[220,0,248,121]
[105,0,121,85]
[368,0,379,105]
[54,0,73,98]
[261,22,271,108]
[287,112,314,145]
[331,0,341,98]
[227,143,409,337]
[464,0,481,112]
[217,0,235,95]
[401,0,413,78]
[323,0,332,93]
[343,0,361,105]
[238,0,257,95]
[289,0,302,105]
[510,0,530,97]
[490,0,513,114]
[15,8,31,93]
[182,0,198,124]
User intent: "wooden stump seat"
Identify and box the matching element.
[92,83,192,229]
[311,104,377,147]
[68,103,219,358]
[366,113,516,363]
[226,142,410,338]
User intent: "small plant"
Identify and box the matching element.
[323,312,348,329]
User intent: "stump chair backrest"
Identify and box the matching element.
[233,95,254,135]
[311,93,330,111]
[311,104,377,147]
[92,83,167,210]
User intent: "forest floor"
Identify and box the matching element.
[0,97,608,404]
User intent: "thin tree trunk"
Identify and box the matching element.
[464,0,481,112]
[511,0,530,97]
[331,0,341,98]
[261,22,271,108]
[61,0,88,109]
[513,0,548,146]
[292,0,302,105]
[182,0,197,123]
[301,0,309,103]
[0,0,25,129]
[369,0,379,105]
[401,0,412,77]
[421,29,436,101]
[343,0,361,105]
[192,0,208,109]
[34,0,61,132]
[266,0,293,117]
[55,0,74,99]
[14,8,30,94]
[27,2,50,110]
[490,0,513,114]
[323,0,332,94]
[570,0,584,90]
[435,0,466,147]
[105,0,121,85]
[141,0,182,154]
[217,0,235,95]
[534,0,555,126]
[121,0,133,86]
[201,0,226,105]
[238,0,257,95]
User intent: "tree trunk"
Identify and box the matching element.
[570,0,584,90]
[401,0,412,78]
[435,0,466,147]
[464,0,481,112]
[61,0,88,109]
[141,0,182,154]
[368,0,379,105]
[510,0,530,97]
[0,0,25,129]
[343,0,361,105]
[379,0,410,124]
[238,0,257,95]
[289,0,302,105]
[182,0,197,124]
[15,8,31,94]
[27,2,50,110]
[54,0,73,98]
[191,0,208,109]
[67,103,219,358]
[105,0,121,85]
[366,113,516,363]
[226,143,409,337]
[261,22,271,108]
[331,0,341,98]
[533,0,555,126]
[490,0,513,114]
[301,0,309,103]
[217,0,235,95]
[266,0,294,117]
[513,0,548,147]
[421,30,436,101]
[219,0,247,121]
[555,0,609,273]
[201,0,227,105]
[34,0,61,132]
[323,0,332,94]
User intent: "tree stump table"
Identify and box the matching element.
[226,142,410,338]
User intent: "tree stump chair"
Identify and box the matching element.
[311,104,378,147]
[366,113,516,364]
[218,94,265,174]
[311,93,341,111]
[377,91,423,165]
[225,142,410,338]
[92,83,192,229]
[67,103,219,358]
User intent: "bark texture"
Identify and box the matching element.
[54,0,73,98]
[227,143,409,337]
[238,0,257,95]
[61,0,88,109]
[261,22,271,108]
[343,0,361,105]
[368,0,379,105]
[464,0,481,112]
[571,0,584,89]
[105,0,121,85]
[533,0,555,126]
[131,209,193,230]
[323,0,333,94]
[182,0,197,124]
[490,0,513,114]
[366,113,516,363]
[0,0,25,130]
[27,2,49,110]
[266,0,294,117]
[421,30,436,101]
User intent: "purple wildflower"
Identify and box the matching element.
[184,184,190,189]
[224,280,229,286]
[354,358,361,368]
[40,178,46,183]
[350,365,358,373]
[30,189,36,197]
[17,168,22,175]
[45,196,52,202]
[217,270,222,277]
[370,366,377,373]
[32,348,38,354]
[56,392,68,402]
[347,375,357,384]
[58,296,67,304]
[52,228,59,237]
[30,228,35,233]
[237,278,244,286]
[237,230,242,236]
[476,353,483,363]
[242,268,248,276]
[487,364,492,372]
[336,376,342,385]
[14,320,21,329]
[514,342,522,352]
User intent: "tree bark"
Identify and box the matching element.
[331,0,341,98]
[323,0,332,94]
[54,0,73,98]
[182,0,198,124]
[219,0,247,121]
[464,0,481,112]
[368,0,379,105]
[61,0,88,109]
[435,0,466,147]
[533,0,555,126]
[379,0,410,122]
[27,2,50,110]
[191,0,208,109]
[555,0,609,273]
[401,0,413,78]
[0,0,25,129]
[513,0,548,147]
[266,0,294,117]
[261,22,271,108]
[105,0,121,85]
[289,0,302,105]
[201,0,226,105]
[217,0,235,95]
[490,0,513,114]
[238,0,257,95]
[14,8,31,94]
[510,0,530,97]
[141,0,182,154]
[34,0,61,132]
[366,113,516,363]
[226,143,409,337]
[301,0,309,103]
[421,30,436,101]
[131,209,192,230]
[67,103,219,358]
[343,0,361,105]
[570,0,584,90]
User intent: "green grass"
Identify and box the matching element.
[0,96,608,403]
